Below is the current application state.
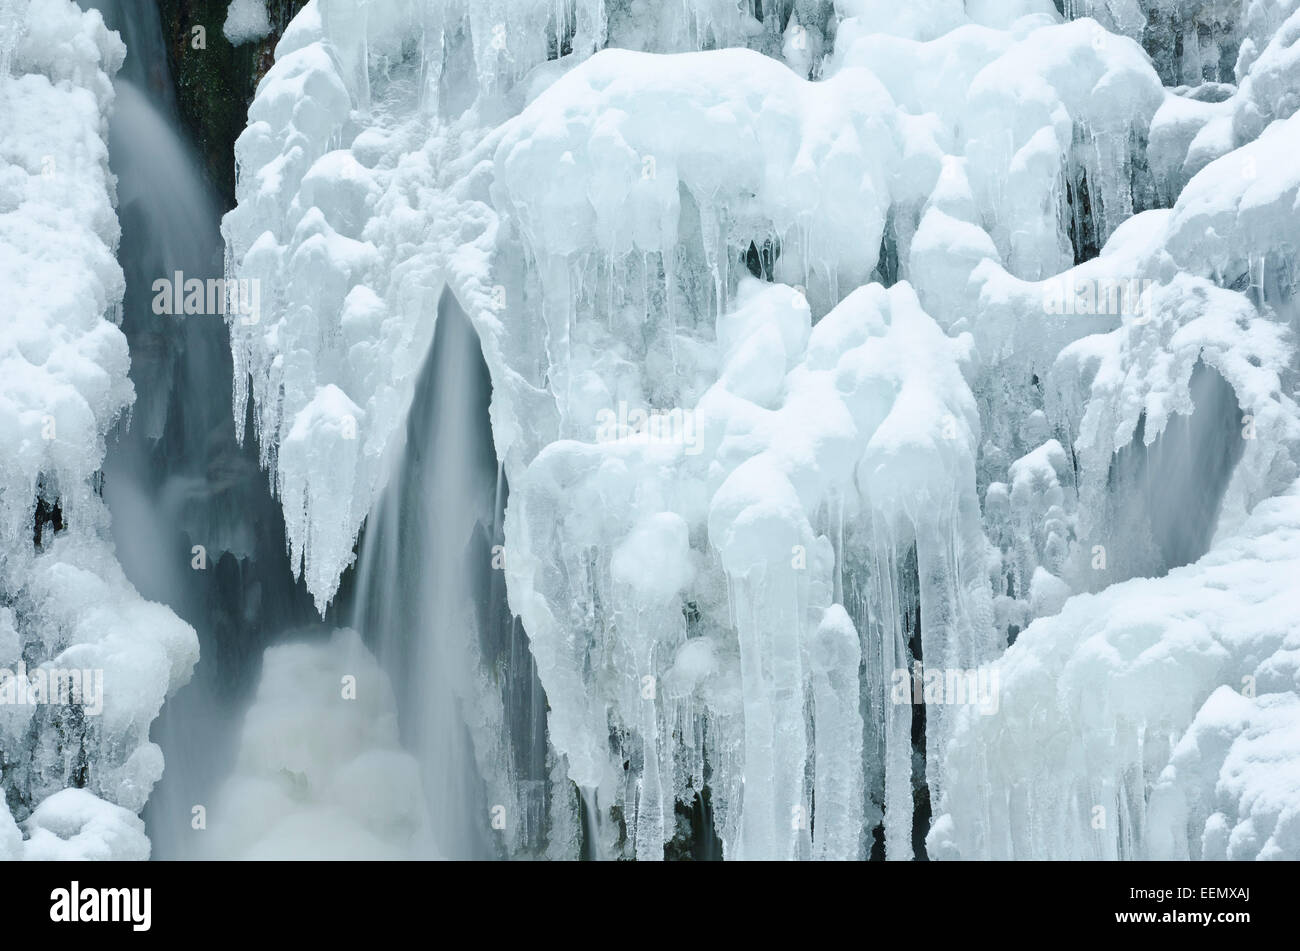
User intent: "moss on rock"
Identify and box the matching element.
[157,0,308,209]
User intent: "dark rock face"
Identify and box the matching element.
[157,0,309,208]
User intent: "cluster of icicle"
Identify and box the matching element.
[222,0,1300,859]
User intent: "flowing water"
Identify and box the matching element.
[349,290,500,859]
[88,2,535,859]
[87,0,317,859]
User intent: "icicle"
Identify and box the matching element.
[809,605,864,860]
[870,531,914,861]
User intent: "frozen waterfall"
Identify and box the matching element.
[1,0,1299,864]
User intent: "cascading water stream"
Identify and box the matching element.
[80,1,548,859]
[84,0,316,859]
[1103,361,1246,579]
[348,289,503,860]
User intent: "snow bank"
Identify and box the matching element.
[20,788,150,861]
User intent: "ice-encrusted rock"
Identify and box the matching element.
[1148,3,1300,202]
[931,481,1300,860]
[1149,687,1300,860]
[0,0,198,860]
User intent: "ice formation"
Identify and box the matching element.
[224,0,272,46]
[932,481,1300,860]
[1,0,1292,862]
[211,0,1300,860]
[0,0,198,859]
